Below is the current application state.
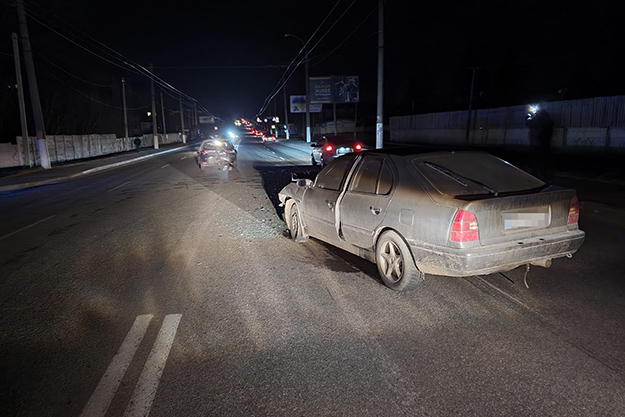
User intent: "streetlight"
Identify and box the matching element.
[285,33,311,143]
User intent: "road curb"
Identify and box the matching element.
[0,145,188,193]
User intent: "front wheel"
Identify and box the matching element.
[375,230,424,291]
[287,202,308,243]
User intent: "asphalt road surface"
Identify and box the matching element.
[1,133,624,416]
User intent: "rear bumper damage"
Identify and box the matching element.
[408,229,586,277]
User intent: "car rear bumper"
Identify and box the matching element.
[408,229,585,277]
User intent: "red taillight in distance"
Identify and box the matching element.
[568,196,580,225]
[355,144,362,151]
[325,145,333,153]
[450,209,479,242]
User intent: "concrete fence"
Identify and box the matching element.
[390,125,625,152]
[0,133,183,168]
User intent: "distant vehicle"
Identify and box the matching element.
[279,150,585,291]
[262,133,277,143]
[311,136,367,166]
[196,138,237,170]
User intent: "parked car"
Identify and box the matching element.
[278,150,585,291]
[311,136,367,166]
[196,138,237,170]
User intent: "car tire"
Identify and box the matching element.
[375,230,424,291]
[287,202,308,243]
[311,156,319,166]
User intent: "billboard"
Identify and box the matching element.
[309,76,359,104]
[199,115,215,124]
[290,95,322,113]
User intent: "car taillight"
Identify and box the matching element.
[568,196,580,225]
[325,145,333,152]
[355,144,362,151]
[450,209,479,242]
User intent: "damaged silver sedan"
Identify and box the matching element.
[278,150,585,291]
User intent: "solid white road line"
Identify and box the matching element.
[123,314,182,417]
[80,315,153,417]
[108,180,132,192]
[160,164,169,169]
[180,156,187,160]
[0,214,56,241]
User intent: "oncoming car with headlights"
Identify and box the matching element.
[278,150,585,291]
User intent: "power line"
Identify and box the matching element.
[256,0,346,116]
[256,0,359,116]
[45,70,149,111]
[36,52,115,88]
[311,5,378,67]
[16,0,217,118]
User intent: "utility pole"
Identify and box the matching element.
[179,96,186,144]
[16,0,50,168]
[150,63,158,149]
[465,67,480,144]
[193,101,198,126]
[121,77,129,151]
[12,32,31,167]
[376,0,384,149]
[283,84,290,140]
[304,47,311,142]
[273,96,277,136]
[285,34,311,142]
[160,90,167,136]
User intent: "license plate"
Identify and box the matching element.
[337,147,353,155]
[503,206,550,230]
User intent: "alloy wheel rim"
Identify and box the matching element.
[379,240,403,283]
[291,211,299,236]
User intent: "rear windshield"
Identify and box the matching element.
[201,139,234,150]
[412,153,545,197]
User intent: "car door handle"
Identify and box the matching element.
[370,206,381,215]
[326,200,335,210]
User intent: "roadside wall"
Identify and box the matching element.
[1,133,182,168]
[390,96,625,152]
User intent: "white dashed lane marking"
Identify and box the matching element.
[108,180,132,192]
[0,215,56,241]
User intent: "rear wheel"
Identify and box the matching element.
[311,156,319,166]
[287,202,308,242]
[376,230,424,291]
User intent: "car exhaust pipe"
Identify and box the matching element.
[531,258,552,268]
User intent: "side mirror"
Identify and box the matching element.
[310,143,318,147]
[296,178,313,187]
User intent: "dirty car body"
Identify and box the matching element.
[197,138,237,169]
[278,150,585,291]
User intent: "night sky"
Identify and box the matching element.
[1,0,623,138]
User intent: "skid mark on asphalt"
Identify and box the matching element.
[80,314,182,417]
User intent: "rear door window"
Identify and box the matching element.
[349,157,382,194]
[315,154,357,191]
